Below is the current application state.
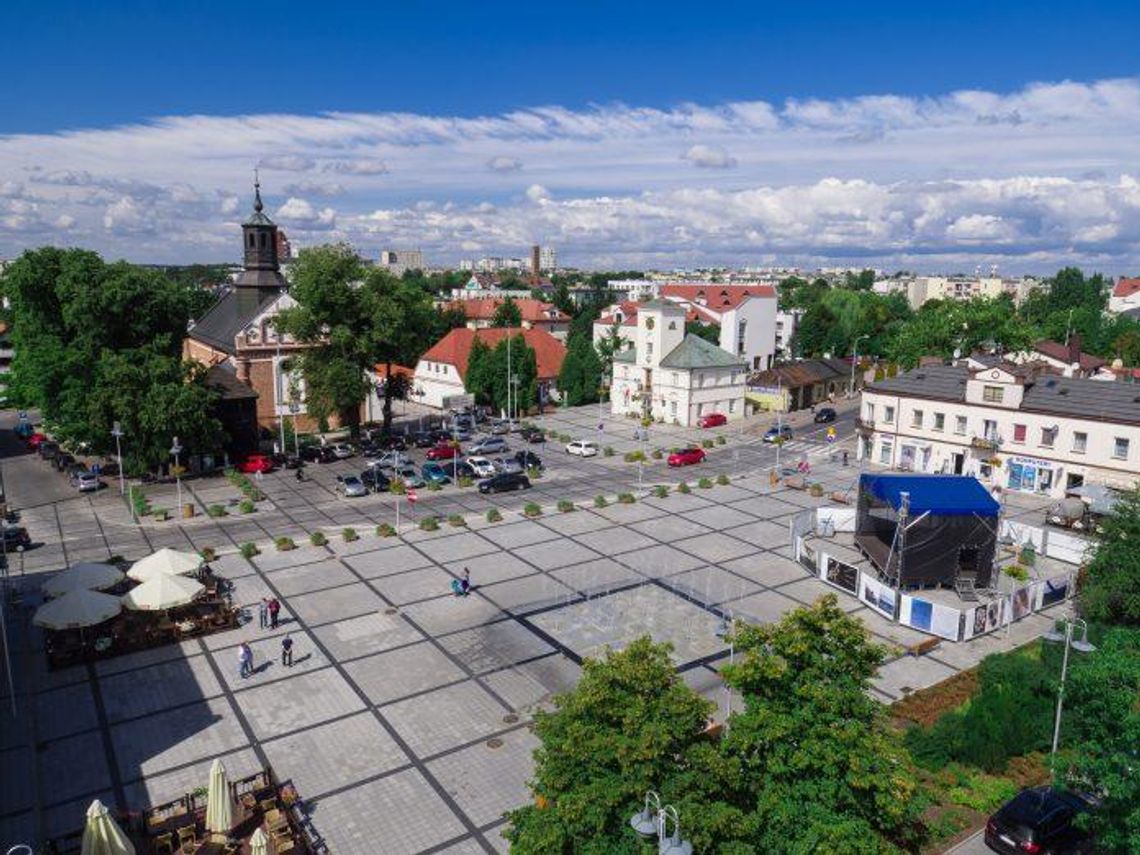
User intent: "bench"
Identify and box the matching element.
[783,476,806,490]
[905,637,941,658]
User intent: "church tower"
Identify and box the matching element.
[235,175,287,289]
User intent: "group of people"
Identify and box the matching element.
[237,597,294,678]
[258,597,281,629]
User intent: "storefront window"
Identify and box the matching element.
[879,443,892,464]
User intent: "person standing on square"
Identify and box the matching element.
[239,642,253,679]
[281,634,294,667]
[460,568,471,596]
[268,598,280,629]
[258,598,269,629]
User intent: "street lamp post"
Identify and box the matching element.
[111,422,126,495]
[850,334,869,397]
[274,327,286,455]
[289,401,301,458]
[170,437,183,514]
[629,791,692,854]
[1043,617,1096,759]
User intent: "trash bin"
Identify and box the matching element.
[182,503,195,519]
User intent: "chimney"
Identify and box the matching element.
[1068,333,1081,366]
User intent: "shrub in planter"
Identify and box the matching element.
[524,502,542,517]
[651,448,663,460]
[376,523,396,537]
[275,536,296,551]
[698,477,713,489]
[1018,545,1036,567]
[389,479,407,495]
[309,531,328,547]
[239,499,256,514]
[594,494,608,508]
[199,547,217,563]
[526,466,543,480]
[426,480,442,491]
[342,527,358,542]
[715,435,726,446]
[652,485,668,498]
[419,516,440,532]
[207,504,227,518]
[457,476,474,488]
[701,438,714,449]
[617,492,635,504]
[1004,563,1029,582]
[557,499,575,513]
[448,514,467,527]
[677,481,691,494]
[809,482,824,497]
[716,473,730,486]
[603,446,615,457]
[623,450,646,463]
[486,507,503,523]
[239,542,259,559]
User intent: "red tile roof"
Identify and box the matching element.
[419,328,566,380]
[373,363,415,380]
[597,301,640,327]
[1033,339,1106,372]
[660,282,776,311]
[447,298,569,324]
[1114,277,1140,298]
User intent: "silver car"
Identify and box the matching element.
[75,471,102,492]
[468,436,508,455]
[392,464,425,488]
[494,456,523,474]
[336,475,368,497]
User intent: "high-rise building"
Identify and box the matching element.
[276,229,292,262]
[379,249,425,275]
[531,245,541,277]
[539,246,556,272]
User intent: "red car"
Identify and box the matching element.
[426,443,460,461]
[697,413,727,428]
[668,447,706,467]
[237,454,275,474]
[26,432,47,448]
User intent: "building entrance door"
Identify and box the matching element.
[951,453,964,475]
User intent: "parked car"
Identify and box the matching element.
[75,471,102,492]
[53,452,76,472]
[237,454,275,474]
[697,412,727,428]
[330,443,355,460]
[465,456,498,478]
[370,450,407,471]
[813,407,837,423]
[1,526,31,549]
[514,450,543,470]
[762,425,794,443]
[378,435,407,451]
[519,427,546,443]
[668,447,707,467]
[67,466,90,486]
[426,444,460,461]
[300,445,336,463]
[38,441,60,461]
[468,436,508,455]
[413,431,436,448]
[271,453,303,470]
[985,787,1097,855]
[421,463,452,485]
[335,475,369,498]
[451,460,476,480]
[478,472,531,494]
[360,468,391,493]
[391,464,425,488]
[566,440,599,457]
[494,456,523,474]
[489,419,511,435]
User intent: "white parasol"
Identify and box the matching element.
[121,575,204,611]
[80,798,136,855]
[126,548,201,583]
[205,758,234,835]
[42,563,125,598]
[34,589,122,630]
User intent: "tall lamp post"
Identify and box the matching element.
[1043,617,1096,760]
[273,326,286,454]
[111,422,125,495]
[849,334,869,397]
[289,401,301,457]
[629,791,692,854]
[170,437,183,514]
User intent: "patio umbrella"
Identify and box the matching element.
[42,563,125,598]
[121,575,204,611]
[80,798,136,855]
[34,589,122,630]
[205,758,234,835]
[248,827,269,855]
[126,548,201,583]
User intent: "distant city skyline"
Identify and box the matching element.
[1,3,1138,272]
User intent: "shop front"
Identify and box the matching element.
[1006,455,1058,495]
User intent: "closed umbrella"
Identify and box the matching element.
[248,827,269,855]
[121,575,204,611]
[43,563,125,598]
[205,758,233,835]
[126,548,201,583]
[81,798,135,855]
[34,589,122,630]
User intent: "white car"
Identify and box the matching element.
[565,440,599,457]
[330,443,355,459]
[75,471,103,492]
[370,451,405,471]
[465,456,497,478]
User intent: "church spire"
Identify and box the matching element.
[253,168,263,213]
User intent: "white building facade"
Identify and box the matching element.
[858,363,1140,498]
[609,302,746,426]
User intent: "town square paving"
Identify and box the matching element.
[0,404,1068,853]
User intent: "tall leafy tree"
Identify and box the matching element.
[492,296,523,328]
[464,334,538,415]
[594,321,628,377]
[1080,488,1140,625]
[558,333,603,406]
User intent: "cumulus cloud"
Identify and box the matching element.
[3,77,1140,267]
[486,156,522,173]
[682,144,737,169]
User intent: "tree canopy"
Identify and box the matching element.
[492,295,523,328]
[1079,488,1140,626]
[558,332,604,406]
[464,333,539,416]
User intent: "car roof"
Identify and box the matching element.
[999,788,1085,824]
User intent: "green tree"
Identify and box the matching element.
[558,333,603,406]
[1080,488,1140,625]
[492,296,523,328]
[722,595,924,852]
[464,334,538,415]
[685,321,720,344]
[844,269,877,291]
[594,321,628,377]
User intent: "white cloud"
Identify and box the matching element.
[682,144,737,169]
[2,77,1140,269]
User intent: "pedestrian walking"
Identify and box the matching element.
[460,568,471,596]
[842,450,849,467]
[267,598,281,629]
[281,634,294,667]
[258,598,269,629]
[239,642,253,679]
[450,579,464,597]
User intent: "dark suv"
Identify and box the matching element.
[985,787,1096,854]
[478,472,531,494]
[300,445,337,464]
[514,450,543,470]
[360,468,391,493]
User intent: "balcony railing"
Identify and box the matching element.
[855,418,875,433]
[970,434,1001,450]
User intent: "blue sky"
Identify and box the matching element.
[1,2,1139,271]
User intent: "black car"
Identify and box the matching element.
[379,435,407,451]
[38,442,60,461]
[1,526,31,549]
[360,468,391,493]
[520,427,546,444]
[514,450,543,470]
[813,407,837,423]
[53,452,76,472]
[985,787,1096,854]
[412,431,436,448]
[478,472,531,494]
[300,445,337,464]
[271,453,304,470]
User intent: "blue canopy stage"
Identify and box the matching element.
[855,474,999,593]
